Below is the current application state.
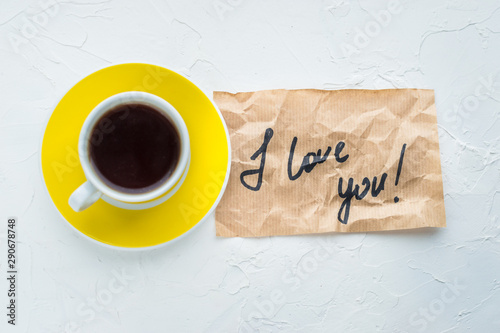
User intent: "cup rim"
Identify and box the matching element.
[78,91,190,203]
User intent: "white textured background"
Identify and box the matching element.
[1,0,500,332]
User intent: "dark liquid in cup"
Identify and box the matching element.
[89,103,181,193]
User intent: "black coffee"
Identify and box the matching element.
[89,103,181,193]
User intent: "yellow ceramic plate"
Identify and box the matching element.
[41,63,230,249]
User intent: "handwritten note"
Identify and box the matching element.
[214,89,446,237]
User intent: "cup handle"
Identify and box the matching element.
[69,181,102,212]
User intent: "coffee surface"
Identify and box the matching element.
[89,103,181,193]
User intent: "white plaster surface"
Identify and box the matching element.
[1,0,500,332]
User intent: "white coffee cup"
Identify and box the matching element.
[69,91,190,212]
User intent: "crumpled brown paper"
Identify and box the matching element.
[214,89,446,237]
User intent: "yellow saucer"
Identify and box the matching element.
[41,63,230,249]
